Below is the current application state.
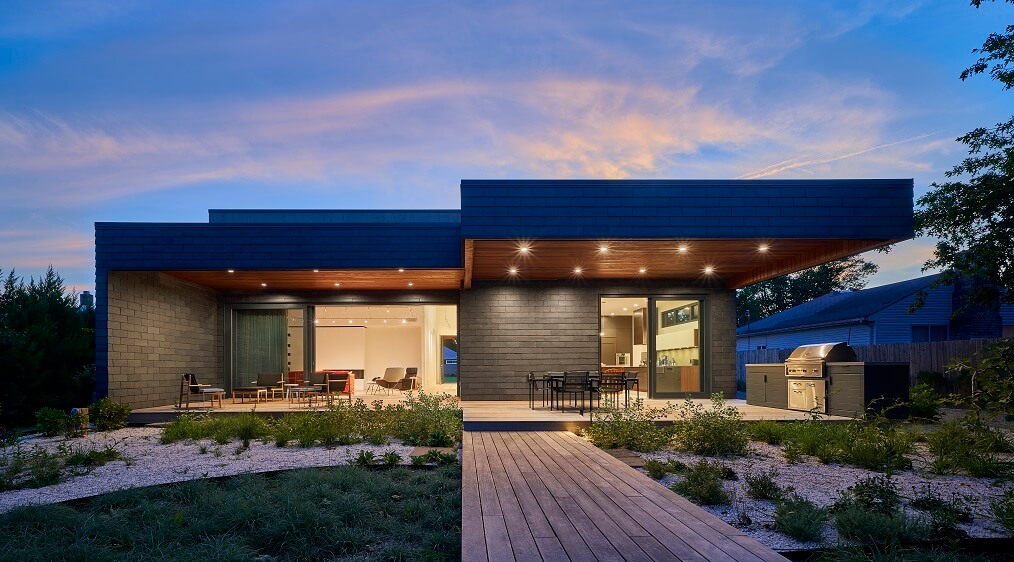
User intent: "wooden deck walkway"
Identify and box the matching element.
[462,431,788,562]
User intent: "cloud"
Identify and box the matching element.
[0,229,93,273]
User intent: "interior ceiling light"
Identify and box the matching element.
[384,319,388,324]
[622,307,628,311]
[348,319,353,323]
[401,319,407,324]
[599,332,605,337]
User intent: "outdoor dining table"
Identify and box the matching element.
[531,371,638,412]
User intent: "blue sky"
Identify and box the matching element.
[1,1,1011,292]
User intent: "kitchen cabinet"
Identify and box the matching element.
[745,364,788,409]
[826,363,909,418]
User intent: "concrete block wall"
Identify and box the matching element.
[458,281,736,401]
[106,271,222,409]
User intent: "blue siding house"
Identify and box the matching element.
[94,179,915,407]
[737,274,1014,351]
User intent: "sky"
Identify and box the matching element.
[1,0,1012,294]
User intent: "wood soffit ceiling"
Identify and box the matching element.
[163,269,465,291]
[163,238,896,291]
[467,238,896,289]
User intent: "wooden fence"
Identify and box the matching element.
[736,338,1004,384]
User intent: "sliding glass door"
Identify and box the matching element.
[651,298,706,398]
[232,308,304,390]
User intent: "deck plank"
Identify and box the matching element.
[462,430,788,562]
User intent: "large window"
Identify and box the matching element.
[654,299,703,396]
[233,308,303,390]
[911,325,947,343]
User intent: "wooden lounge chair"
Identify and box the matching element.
[178,373,225,409]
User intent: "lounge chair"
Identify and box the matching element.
[374,367,406,394]
[395,367,419,392]
[254,372,285,400]
[178,373,225,409]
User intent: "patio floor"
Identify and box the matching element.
[462,430,788,562]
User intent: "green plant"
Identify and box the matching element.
[89,398,131,431]
[353,450,376,467]
[744,470,782,500]
[833,475,900,516]
[748,420,785,445]
[774,493,826,542]
[64,409,88,438]
[588,399,675,451]
[832,507,930,544]
[381,451,402,467]
[908,384,944,421]
[388,392,462,446]
[670,461,730,505]
[63,445,121,470]
[926,417,1013,477]
[671,394,748,457]
[642,458,686,480]
[910,484,971,524]
[991,489,1014,534]
[34,407,68,437]
[948,339,1014,420]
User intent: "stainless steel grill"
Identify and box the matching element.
[784,342,857,378]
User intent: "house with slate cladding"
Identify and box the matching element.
[94,179,914,408]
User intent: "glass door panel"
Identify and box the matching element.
[652,298,703,397]
[233,309,293,389]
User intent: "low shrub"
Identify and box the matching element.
[354,450,376,467]
[90,398,131,431]
[34,407,67,437]
[588,400,674,452]
[642,459,673,480]
[670,460,730,505]
[63,445,121,470]
[671,394,748,457]
[381,451,402,467]
[907,384,943,421]
[744,470,782,500]
[910,484,971,524]
[774,493,826,542]
[991,489,1014,534]
[833,475,900,515]
[64,409,88,438]
[0,446,64,491]
[760,420,913,472]
[387,392,462,447]
[832,507,930,544]
[748,420,785,445]
[926,417,1013,477]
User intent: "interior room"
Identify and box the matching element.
[599,297,650,391]
[233,304,457,394]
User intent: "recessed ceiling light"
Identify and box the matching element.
[408,282,414,287]
[401,319,407,324]
[386,309,390,313]
[638,267,646,274]
[508,267,518,275]
[313,269,319,273]
[384,319,388,324]
[260,282,267,287]
[678,245,689,253]
[622,307,628,311]
[348,319,353,324]
[704,266,715,274]
[758,244,770,252]
[599,332,605,337]
[573,267,583,274]
[331,320,335,324]
[227,269,235,273]
[334,282,340,287]
[518,245,530,254]
[610,312,615,316]
[313,319,319,324]
[398,268,405,273]
[599,245,608,253]
[364,320,368,323]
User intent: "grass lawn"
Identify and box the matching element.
[0,465,461,562]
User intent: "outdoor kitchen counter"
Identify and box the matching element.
[744,364,789,409]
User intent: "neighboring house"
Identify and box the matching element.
[736,274,1014,351]
[93,179,914,408]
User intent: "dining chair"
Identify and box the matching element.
[552,372,590,415]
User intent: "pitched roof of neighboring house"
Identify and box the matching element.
[736,274,942,336]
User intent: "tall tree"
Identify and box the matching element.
[915,0,1014,309]
[0,267,95,425]
[736,256,878,326]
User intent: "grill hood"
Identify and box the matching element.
[785,342,857,363]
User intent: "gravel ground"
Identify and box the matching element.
[0,427,414,513]
[640,441,1014,552]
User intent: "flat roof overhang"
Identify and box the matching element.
[465,238,900,289]
[164,268,465,291]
